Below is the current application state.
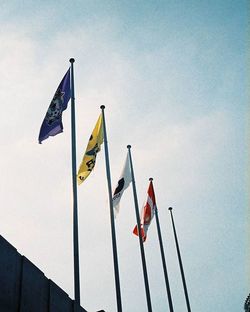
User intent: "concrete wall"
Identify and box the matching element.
[0,235,88,312]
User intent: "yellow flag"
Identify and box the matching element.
[77,114,103,185]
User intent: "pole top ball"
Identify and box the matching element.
[69,58,75,63]
[100,105,105,109]
[149,178,153,181]
[168,207,173,211]
[127,145,131,149]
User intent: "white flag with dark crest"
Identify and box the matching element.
[112,152,132,217]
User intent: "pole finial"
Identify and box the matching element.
[168,207,173,211]
[100,105,105,109]
[69,58,75,63]
[149,178,153,181]
[127,145,131,149]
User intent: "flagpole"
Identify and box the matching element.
[168,207,191,312]
[69,58,81,305]
[127,145,152,312]
[149,178,174,312]
[100,105,122,312]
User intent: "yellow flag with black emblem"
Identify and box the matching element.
[77,114,103,185]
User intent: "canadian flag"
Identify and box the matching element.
[133,180,156,242]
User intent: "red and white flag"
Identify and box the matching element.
[133,180,156,242]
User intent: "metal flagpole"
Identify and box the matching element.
[100,105,122,312]
[169,207,191,312]
[69,58,81,304]
[150,178,174,312]
[127,145,152,312]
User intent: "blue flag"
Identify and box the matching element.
[38,68,71,143]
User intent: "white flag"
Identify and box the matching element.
[112,152,132,216]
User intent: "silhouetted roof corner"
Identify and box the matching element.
[0,235,104,312]
[244,293,250,312]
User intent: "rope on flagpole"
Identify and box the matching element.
[101,105,123,312]
[169,207,191,312]
[127,145,152,312]
[70,58,81,305]
[150,178,174,312]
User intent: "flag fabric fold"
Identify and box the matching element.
[133,180,156,242]
[38,68,71,143]
[112,152,132,216]
[77,114,103,185]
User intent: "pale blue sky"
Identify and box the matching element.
[0,1,248,311]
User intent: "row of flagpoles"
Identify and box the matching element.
[38,60,191,312]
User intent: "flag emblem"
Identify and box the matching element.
[113,178,125,198]
[45,89,65,125]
